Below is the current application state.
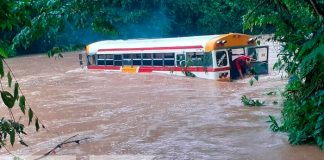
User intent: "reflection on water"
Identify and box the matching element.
[0,50,323,160]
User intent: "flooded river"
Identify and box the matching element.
[1,43,323,159]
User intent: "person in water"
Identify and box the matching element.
[230,55,253,79]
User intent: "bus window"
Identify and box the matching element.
[247,46,269,74]
[176,54,185,67]
[216,51,228,67]
[231,48,245,55]
[153,53,163,66]
[164,53,175,66]
[203,53,213,67]
[142,53,152,66]
[133,54,142,66]
[114,54,122,66]
[229,48,245,60]
[247,48,257,60]
[97,54,106,66]
[106,54,113,65]
[248,47,268,62]
[123,54,132,66]
[186,52,205,66]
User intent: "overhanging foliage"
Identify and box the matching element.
[244,0,324,149]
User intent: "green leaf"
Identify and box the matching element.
[9,129,15,146]
[47,51,52,58]
[35,118,40,132]
[7,72,12,88]
[48,47,61,57]
[254,75,259,81]
[266,91,276,95]
[250,67,257,75]
[1,91,15,108]
[19,140,28,147]
[241,95,265,107]
[0,47,8,58]
[249,79,254,86]
[267,115,280,132]
[14,82,19,100]
[255,100,265,106]
[28,108,33,125]
[315,114,324,130]
[0,59,4,78]
[19,96,26,114]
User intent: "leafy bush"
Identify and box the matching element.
[241,95,265,107]
[244,0,324,149]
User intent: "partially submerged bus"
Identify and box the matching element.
[85,33,269,80]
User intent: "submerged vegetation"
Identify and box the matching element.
[241,95,265,107]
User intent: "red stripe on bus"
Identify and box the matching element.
[212,67,231,72]
[87,65,121,70]
[87,65,230,72]
[98,45,203,52]
[138,66,230,72]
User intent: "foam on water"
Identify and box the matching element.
[1,49,323,160]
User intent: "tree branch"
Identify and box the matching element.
[308,0,324,17]
[34,134,91,160]
[245,0,268,22]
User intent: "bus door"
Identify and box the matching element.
[226,48,245,64]
[246,46,269,74]
[226,48,246,79]
[87,54,96,66]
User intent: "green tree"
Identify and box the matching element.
[6,0,255,54]
[0,0,54,148]
[0,0,157,149]
[244,0,324,148]
[165,0,246,36]
[1,0,160,56]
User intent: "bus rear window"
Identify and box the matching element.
[216,51,228,67]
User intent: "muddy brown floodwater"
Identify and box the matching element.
[1,43,324,160]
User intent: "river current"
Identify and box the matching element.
[1,42,323,159]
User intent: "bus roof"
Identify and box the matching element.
[86,33,255,54]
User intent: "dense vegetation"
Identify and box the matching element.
[0,0,323,150]
[1,0,249,55]
[0,0,162,55]
[244,0,324,149]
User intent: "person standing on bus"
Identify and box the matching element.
[230,55,252,79]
